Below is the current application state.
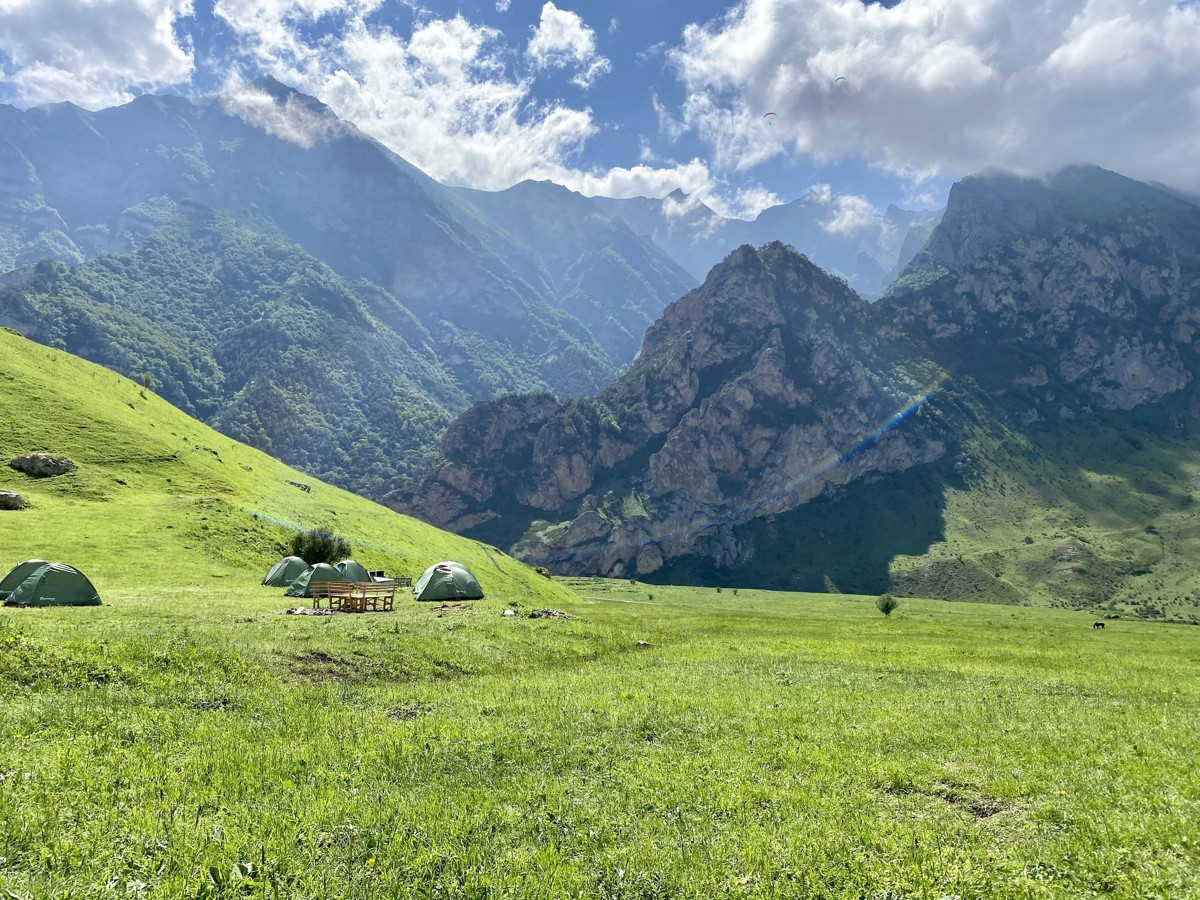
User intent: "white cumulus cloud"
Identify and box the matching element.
[668,0,1200,191]
[526,2,611,88]
[0,0,195,107]
[220,82,342,147]
[214,11,598,191]
[202,5,707,198]
[804,183,879,235]
[556,158,713,200]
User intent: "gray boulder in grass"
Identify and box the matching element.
[8,453,76,477]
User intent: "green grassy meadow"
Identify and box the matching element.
[2,331,1200,898]
[0,328,571,606]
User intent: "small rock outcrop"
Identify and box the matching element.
[0,491,28,510]
[8,453,76,477]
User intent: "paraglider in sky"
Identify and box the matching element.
[763,111,777,124]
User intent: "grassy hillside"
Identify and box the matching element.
[0,327,569,606]
[2,330,1199,898]
[889,405,1200,621]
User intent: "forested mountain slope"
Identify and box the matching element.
[0,79,694,401]
[0,208,465,496]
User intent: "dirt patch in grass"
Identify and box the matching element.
[932,782,1006,819]
[387,702,431,720]
[879,778,1008,820]
[282,650,368,682]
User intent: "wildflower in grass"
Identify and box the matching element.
[366,857,376,868]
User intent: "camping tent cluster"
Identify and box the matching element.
[263,557,379,598]
[261,555,485,601]
[0,559,101,606]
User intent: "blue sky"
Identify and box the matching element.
[2,1,1199,222]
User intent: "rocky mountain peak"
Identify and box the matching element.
[884,165,1200,414]
[397,241,949,576]
[918,165,1200,273]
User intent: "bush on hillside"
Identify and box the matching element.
[289,527,351,565]
[876,593,900,617]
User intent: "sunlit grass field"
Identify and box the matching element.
[2,330,1199,898]
[2,581,1198,898]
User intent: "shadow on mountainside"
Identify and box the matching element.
[647,456,955,594]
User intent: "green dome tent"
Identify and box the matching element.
[335,559,372,583]
[286,563,346,598]
[262,555,308,586]
[0,559,48,601]
[413,561,484,601]
[5,563,101,607]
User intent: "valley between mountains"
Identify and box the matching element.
[4,82,1200,619]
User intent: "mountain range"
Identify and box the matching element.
[5,80,1199,617]
[0,78,693,399]
[595,190,941,298]
[0,78,933,496]
[399,166,1200,618]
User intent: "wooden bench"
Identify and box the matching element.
[348,583,399,612]
[310,580,400,612]
[309,581,353,610]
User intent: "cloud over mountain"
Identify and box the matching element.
[0,0,194,107]
[3,0,1199,213]
[669,0,1200,190]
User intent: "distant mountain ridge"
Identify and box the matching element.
[0,79,703,499]
[0,77,695,401]
[594,190,942,298]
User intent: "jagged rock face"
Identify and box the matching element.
[883,167,1200,413]
[400,243,949,576]
[402,165,1200,586]
[397,393,562,530]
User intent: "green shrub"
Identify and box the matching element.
[876,593,900,617]
[288,526,351,565]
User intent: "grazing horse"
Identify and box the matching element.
[1093,621,1106,629]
